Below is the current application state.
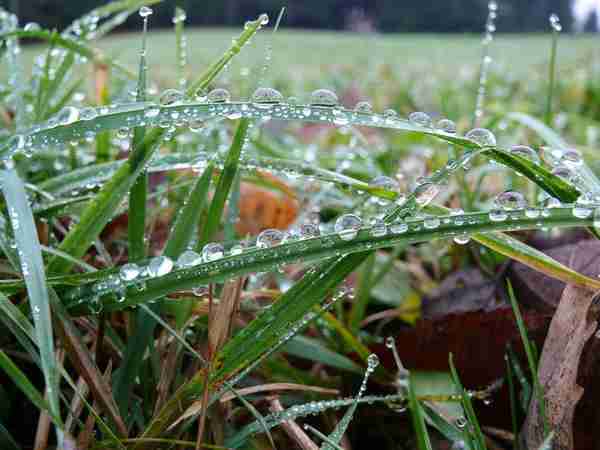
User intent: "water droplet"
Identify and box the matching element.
[23,22,41,32]
[299,223,320,239]
[335,214,362,241]
[354,101,373,113]
[423,216,441,229]
[370,218,387,237]
[489,209,508,222]
[80,107,98,121]
[172,9,187,24]
[310,89,338,107]
[550,13,562,32]
[367,353,380,371]
[453,233,471,245]
[414,182,439,206]
[370,175,399,206]
[466,128,496,147]
[207,88,231,103]
[509,145,540,164]
[561,148,582,166]
[256,229,284,248]
[251,87,283,106]
[159,89,183,106]
[139,6,153,18]
[147,256,174,277]
[408,111,432,128]
[144,106,161,118]
[436,118,457,134]
[495,190,527,210]
[385,337,395,348]
[119,263,140,281]
[202,243,224,261]
[57,106,80,125]
[455,417,468,429]
[177,250,202,267]
[552,165,573,181]
[390,221,408,234]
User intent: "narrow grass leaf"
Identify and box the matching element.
[198,118,249,247]
[0,169,61,425]
[408,372,433,450]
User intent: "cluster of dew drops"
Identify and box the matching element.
[7,6,596,314]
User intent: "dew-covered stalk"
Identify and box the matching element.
[545,14,561,126]
[173,7,187,91]
[473,1,497,128]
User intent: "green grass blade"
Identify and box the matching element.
[448,354,486,450]
[164,164,214,257]
[506,280,549,436]
[408,372,433,450]
[0,420,21,450]
[283,335,362,373]
[348,252,376,333]
[0,169,62,426]
[0,350,61,425]
[505,353,520,450]
[198,118,249,247]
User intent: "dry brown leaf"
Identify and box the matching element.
[269,397,319,450]
[522,284,599,450]
[219,382,339,402]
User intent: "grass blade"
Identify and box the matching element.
[408,372,433,450]
[506,280,549,436]
[198,119,249,247]
[0,350,61,425]
[0,169,62,428]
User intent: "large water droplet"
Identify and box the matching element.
[207,88,231,103]
[147,256,174,277]
[251,87,283,106]
[414,182,439,206]
[139,6,153,18]
[202,243,224,261]
[172,9,187,23]
[408,111,432,128]
[370,218,387,237]
[550,13,562,32]
[256,229,284,248]
[177,250,202,267]
[119,263,140,281]
[335,214,362,241]
[489,209,508,222]
[310,89,338,107]
[466,128,496,147]
[509,145,540,164]
[57,106,80,125]
[561,148,582,166]
[436,118,457,134]
[354,101,373,113]
[159,89,183,106]
[495,190,526,210]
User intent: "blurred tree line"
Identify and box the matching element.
[4,0,575,33]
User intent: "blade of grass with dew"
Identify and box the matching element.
[507,280,549,436]
[448,354,486,450]
[0,350,61,425]
[197,118,249,248]
[59,208,600,313]
[225,394,405,449]
[115,12,160,415]
[545,15,560,126]
[0,169,62,430]
[42,14,268,275]
[507,344,533,410]
[408,372,433,450]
